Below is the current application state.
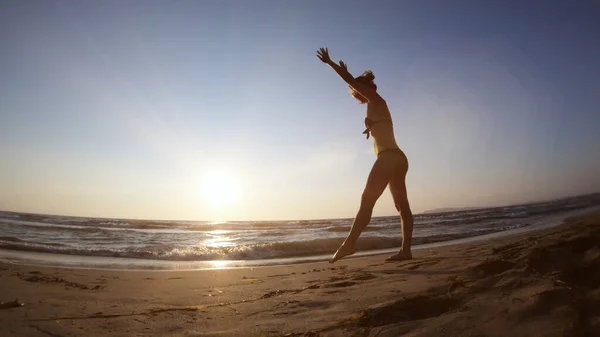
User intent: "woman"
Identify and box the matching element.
[316,47,414,263]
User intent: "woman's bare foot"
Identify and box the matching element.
[330,243,356,263]
[385,250,412,261]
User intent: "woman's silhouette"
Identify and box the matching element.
[317,48,414,263]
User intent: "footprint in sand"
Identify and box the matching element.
[357,295,461,326]
[267,273,294,278]
[467,259,515,278]
[351,273,377,281]
[19,273,93,290]
[324,281,358,288]
[401,259,442,270]
[321,273,377,288]
[287,300,330,310]
[273,310,300,316]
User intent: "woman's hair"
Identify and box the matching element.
[356,70,377,89]
[349,70,376,102]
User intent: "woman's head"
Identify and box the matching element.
[349,70,377,104]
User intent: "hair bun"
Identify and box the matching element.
[362,70,375,81]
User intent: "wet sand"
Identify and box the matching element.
[1,210,599,336]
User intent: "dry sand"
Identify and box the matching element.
[1,211,600,337]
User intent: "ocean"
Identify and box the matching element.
[1,193,599,270]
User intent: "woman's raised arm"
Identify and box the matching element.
[317,47,379,102]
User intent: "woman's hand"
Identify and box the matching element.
[317,49,365,94]
[339,60,348,73]
[317,47,331,63]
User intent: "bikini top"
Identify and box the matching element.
[363,118,392,139]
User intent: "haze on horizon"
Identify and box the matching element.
[1,1,599,221]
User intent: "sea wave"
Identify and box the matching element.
[0,193,598,263]
[0,236,403,261]
[325,225,385,233]
[0,227,516,261]
[0,218,342,233]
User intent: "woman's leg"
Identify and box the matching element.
[387,155,413,261]
[330,153,398,263]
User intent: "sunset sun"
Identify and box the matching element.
[202,170,239,207]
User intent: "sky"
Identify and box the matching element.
[1,0,599,221]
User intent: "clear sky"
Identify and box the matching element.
[1,0,599,221]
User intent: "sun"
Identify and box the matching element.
[202,170,239,207]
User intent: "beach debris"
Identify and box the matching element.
[0,299,24,309]
[19,274,90,290]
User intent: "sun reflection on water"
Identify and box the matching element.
[207,221,228,226]
[204,230,234,248]
[208,260,233,269]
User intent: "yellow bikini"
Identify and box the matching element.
[364,100,404,157]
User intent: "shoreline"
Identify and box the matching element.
[1,206,597,271]
[1,209,599,336]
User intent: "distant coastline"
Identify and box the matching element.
[423,192,600,215]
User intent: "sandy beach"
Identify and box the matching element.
[1,210,599,337]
